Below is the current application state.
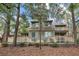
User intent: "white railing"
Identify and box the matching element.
[55,27,68,31]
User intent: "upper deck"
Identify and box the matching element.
[29,20,68,32]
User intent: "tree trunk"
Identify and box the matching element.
[14,4,20,46]
[71,4,77,42]
[39,19,42,49]
[3,14,10,44]
[5,18,10,44]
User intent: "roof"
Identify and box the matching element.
[31,20,39,23]
[54,19,67,26]
[55,24,66,27]
[30,20,53,23]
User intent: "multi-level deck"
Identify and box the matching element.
[29,20,72,43]
[29,20,54,31]
[28,20,74,43]
[29,20,54,43]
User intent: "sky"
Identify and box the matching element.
[20,7,25,15]
[20,4,25,15]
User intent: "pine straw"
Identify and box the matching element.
[0,46,79,56]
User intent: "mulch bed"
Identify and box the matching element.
[0,46,79,56]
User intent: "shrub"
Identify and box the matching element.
[44,43,48,46]
[53,43,59,47]
[28,43,34,46]
[75,39,79,44]
[44,39,47,43]
[52,42,59,47]
[50,39,54,43]
[35,43,40,47]
[19,43,25,47]
[2,43,8,47]
[65,41,69,44]
[64,41,70,47]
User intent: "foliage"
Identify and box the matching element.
[68,4,79,11]
[2,43,8,47]
[51,42,59,47]
[65,41,70,44]
[26,3,48,20]
[19,19,29,34]
[68,3,79,40]
[19,42,25,47]
[35,43,40,47]
[50,40,59,47]
[50,39,54,43]
[49,3,65,20]
[75,38,79,44]
[44,39,47,43]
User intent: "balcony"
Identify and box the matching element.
[29,20,54,31]
[54,27,68,36]
[55,27,68,31]
[29,25,54,31]
[42,26,54,31]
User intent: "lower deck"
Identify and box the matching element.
[1,35,74,44]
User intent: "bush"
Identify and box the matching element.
[19,43,25,47]
[53,43,59,47]
[35,43,40,47]
[50,39,54,43]
[65,41,69,44]
[64,41,70,47]
[43,43,48,46]
[52,43,59,47]
[2,43,8,47]
[75,39,79,44]
[33,39,36,42]
[44,39,47,43]
[28,43,34,46]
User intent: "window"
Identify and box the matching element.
[44,32,52,38]
[32,32,36,41]
[32,32,35,38]
[60,37,64,43]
